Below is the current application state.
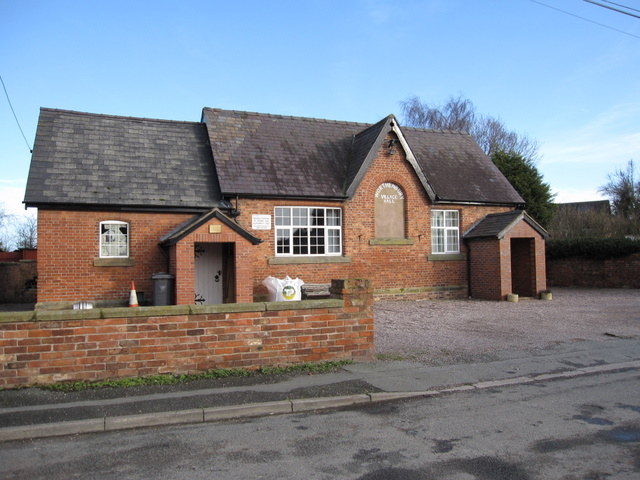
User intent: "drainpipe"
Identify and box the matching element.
[158,244,171,276]
[464,238,472,298]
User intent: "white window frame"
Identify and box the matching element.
[99,221,129,258]
[431,210,460,254]
[274,207,342,256]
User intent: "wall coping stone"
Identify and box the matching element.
[0,311,37,323]
[264,299,343,311]
[189,302,266,315]
[375,285,466,295]
[0,300,346,323]
[101,305,192,318]
[35,309,104,322]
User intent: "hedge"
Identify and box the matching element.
[546,237,640,261]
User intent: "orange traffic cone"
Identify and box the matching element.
[129,281,139,307]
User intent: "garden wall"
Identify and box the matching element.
[547,253,640,288]
[0,260,37,304]
[0,279,373,389]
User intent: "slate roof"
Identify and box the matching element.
[25,107,525,210]
[201,108,366,199]
[403,127,524,205]
[556,200,611,214]
[464,210,549,240]
[202,108,524,205]
[24,108,222,210]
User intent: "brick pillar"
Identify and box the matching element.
[330,279,374,359]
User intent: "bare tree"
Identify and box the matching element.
[401,95,476,132]
[400,95,540,161]
[599,159,640,222]
[13,214,37,249]
[0,203,13,252]
[0,205,37,251]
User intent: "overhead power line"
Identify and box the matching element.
[582,0,640,20]
[600,1,640,14]
[529,0,640,39]
[0,75,32,153]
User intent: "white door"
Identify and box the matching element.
[194,243,223,305]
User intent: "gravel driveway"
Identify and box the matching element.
[374,287,640,365]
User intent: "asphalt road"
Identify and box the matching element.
[2,367,639,479]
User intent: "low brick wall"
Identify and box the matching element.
[547,253,640,289]
[0,279,373,389]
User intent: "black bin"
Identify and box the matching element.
[152,273,175,306]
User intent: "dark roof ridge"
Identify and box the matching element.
[202,107,374,128]
[485,210,523,217]
[556,200,610,206]
[353,114,395,136]
[401,124,473,136]
[39,107,203,126]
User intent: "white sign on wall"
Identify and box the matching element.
[252,214,272,230]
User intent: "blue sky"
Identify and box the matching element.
[2,0,639,223]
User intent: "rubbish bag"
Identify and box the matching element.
[263,276,304,302]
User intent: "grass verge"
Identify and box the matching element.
[32,360,353,393]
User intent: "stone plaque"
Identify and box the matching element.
[375,183,405,238]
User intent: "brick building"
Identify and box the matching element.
[24,107,548,307]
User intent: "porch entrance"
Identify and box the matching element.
[511,238,535,297]
[194,243,236,304]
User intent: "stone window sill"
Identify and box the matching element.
[369,238,414,245]
[268,256,352,265]
[94,257,135,267]
[427,253,466,261]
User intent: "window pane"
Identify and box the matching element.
[311,209,325,226]
[445,211,459,227]
[292,228,308,255]
[309,227,325,254]
[447,230,459,252]
[431,211,443,227]
[292,208,308,226]
[275,207,290,226]
[432,230,444,253]
[327,209,341,226]
[328,229,341,253]
[276,228,290,254]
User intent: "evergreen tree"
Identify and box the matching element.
[491,150,556,228]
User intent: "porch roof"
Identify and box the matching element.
[159,209,262,246]
[464,210,549,240]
